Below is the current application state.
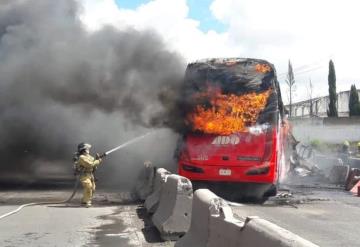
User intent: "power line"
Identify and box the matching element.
[278,65,324,79]
[277,58,329,79]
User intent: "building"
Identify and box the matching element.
[287,89,360,118]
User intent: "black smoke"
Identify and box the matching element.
[0,0,185,185]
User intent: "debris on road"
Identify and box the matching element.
[267,192,299,208]
[288,142,360,192]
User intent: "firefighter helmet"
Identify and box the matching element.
[78,143,92,152]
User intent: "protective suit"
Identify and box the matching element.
[356,142,360,158]
[75,143,102,207]
[339,141,351,164]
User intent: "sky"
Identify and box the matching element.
[79,0,360,104]
[114,0,226,32]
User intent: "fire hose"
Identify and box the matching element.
[0,132,153,220]
[0,175,80,220]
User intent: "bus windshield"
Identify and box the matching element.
[182,58,283,135]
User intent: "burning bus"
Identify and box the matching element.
[177,58,289,201]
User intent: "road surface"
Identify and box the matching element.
[1,177,359,246]
[0,188,173,247]
[230,180,360,247]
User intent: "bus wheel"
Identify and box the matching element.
[264,184,277,197]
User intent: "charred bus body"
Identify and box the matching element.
[177,58,289,201]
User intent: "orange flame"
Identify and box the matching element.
[187,88,271,135]
[255,64,272,73]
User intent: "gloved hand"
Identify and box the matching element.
[96,153,101,160]
[96,152,106,160]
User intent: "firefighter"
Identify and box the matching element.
[356,142,360,158]
[342,141,350,153]
[75,143,103,208]
[339,141,351,164]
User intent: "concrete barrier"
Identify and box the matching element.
[175,189,223,247]
[135,161,156,200]
[144,168,171,214]
[152,174,193,240]
[176,189,318,247]
[208,215,319,247]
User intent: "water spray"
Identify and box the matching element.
[100,132,153,158]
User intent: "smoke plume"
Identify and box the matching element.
[0,0,185,186]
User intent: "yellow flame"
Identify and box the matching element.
[187,88,271,135]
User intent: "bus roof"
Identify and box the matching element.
[183,58,285,123]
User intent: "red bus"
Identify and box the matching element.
[177,58,289,201]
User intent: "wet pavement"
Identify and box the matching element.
[1,177,359,246]
[0,189,173,247]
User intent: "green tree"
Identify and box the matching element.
[286,60,295,117]
[349,84,360,116]
[327,60,338,117]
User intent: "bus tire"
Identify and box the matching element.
[264,184,277,197]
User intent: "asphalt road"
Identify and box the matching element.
[230,181,360,247]
[0,189,173,247]
[1,178,359,247]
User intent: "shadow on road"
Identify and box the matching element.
[136,206,163,243]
